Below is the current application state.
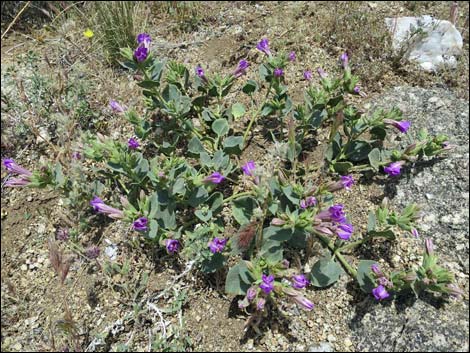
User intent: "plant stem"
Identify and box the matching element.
[223,191,253,204]
[242,81,273,149]
[315,232,357,277]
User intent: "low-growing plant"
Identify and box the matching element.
[2,35,462,331]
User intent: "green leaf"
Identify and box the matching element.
[263,226,293,242]
[201,253,226,273]
[231,103,246,119]
[158,206,176,230]
[346,140,372,162]
[367,212,377,232]
[172,178,186,195]
[54,163,65,187]
[148,219,159,240]
[188,136,206,154]
[260,240,283,264]
[333,161,353,174]
[137,80,160,89]
[288,229,308,248]
[368,229,396,240]
[368,148,381,171]
[357,260,377,293]
[223,136,243,149]
[207,192,223,212]
[212,119,229,137]
[225,261,253,295]
[309,257,343,287]
[194,209,212,222]
[242,80,259,95]
[232,196,257,225]
[188,187,209,207]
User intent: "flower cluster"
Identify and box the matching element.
[2,159,33,187]
[371,264,392,300]
[134,32,151,62]
[315,204,354,241]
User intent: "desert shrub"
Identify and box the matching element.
[2,34,462,328]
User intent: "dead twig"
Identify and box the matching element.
[1,1,31,40]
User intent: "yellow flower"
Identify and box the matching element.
[83,29,94,38]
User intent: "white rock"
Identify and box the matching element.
[385,16,463,71]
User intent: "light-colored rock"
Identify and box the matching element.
[385,16,463,71]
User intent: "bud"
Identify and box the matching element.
[403,272,417,282]
[446,284,464,299]
[247,287,257,301]
[425,238,434,256]
[271,218,286,226]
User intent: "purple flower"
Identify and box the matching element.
[336,222,354,240]
[204,172,225,184]
[110,100,124,113]
[340,52,349,68]
[4,176,31,187]
[128,137,140,150]
[234,59,249,78]
[259,274,275,294]
[133,217,148,231]
[241,160,256,176]
[90,196,125,219]
[72,151,82,160]
[329,204,346,223]
[292,294,314,311]
[353,86,360,94]
[247,287,257,301]
[56,227,69,241]
[300,196,317,209]
[371,264,382,276]
[291,274,310,289]
[195,65,205,78]
[256,38,271,55]
[137,33,151,45]
[274,68,284,77]
[384,119,411,133]
[303,70,313,81]
[372,285,390,301]
[165,239,180,254]
[341,175,354,190]
[86,246,100,259]
[2,159,33,176]
[411,228,419,238]
[316,67,327,79]
[134,46,148,62]
[384,161,405,177]
[208,237,227,253]
[256,297,266,311]
[288,51,296,62]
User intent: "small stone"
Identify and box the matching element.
[21,264,28,271]
[308,342,334,352]
[195,315,202,322]
[344,338,353,347]
[327,334,337,343]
